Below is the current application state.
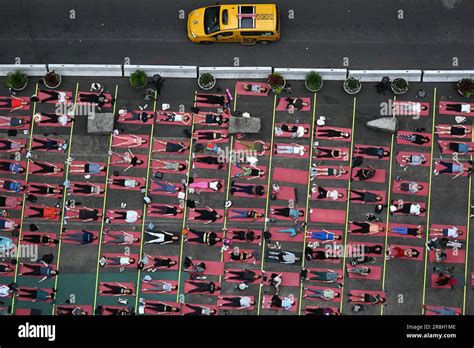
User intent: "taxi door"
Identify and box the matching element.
[212,31,237,42]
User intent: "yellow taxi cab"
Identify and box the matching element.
[187,4,280,45]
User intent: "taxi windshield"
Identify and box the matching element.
[204,6,220,34]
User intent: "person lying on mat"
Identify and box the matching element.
[99,255,135,267]
[392,101,428,115]
[274,222,306,238]
[112,134,147,148]
[144,230,180,245]
[56,306,88,316]
[31,90,72,103]
[183,304,217,316]
[307,268,342,283]
[188,178,222,193]
[306,307,339,316]
[224,269,263,282]
[157,111,191,125]
[399,153,426,167]
[154,139,189,153]
[65,207,101,223]
[439,141,473,155]
[0,139,25,152]
[183,256,206,273]
[31,137,67,152]
[389,225,423,239]
[348,293,385,305]
[306,230,342,242]
[18,261,58,283]
[0,95,29,112]
[188,207,222,224]
[227,209,263,221]
[270,207,304,222]
[304,288,340,301]
[267,273,282,294]
[433,159,472,179]
[110,149,144,172]
[96,306,134,316]
[152,159,187,172]
[396,181,424,194]
[316,128,350,139]
[193,112,229,126]
[350,256,377,266]
[195,94,228,107]
[230,182,265,197]
[310,164,347,181]
[61,230,98,245]
[193,155,224,169]
[314,147,348,160]
[0,218,19,232]
[139,253,177,272]
[349,189,383,203]
[99,282,133,296]
[79,92,114,108]
[385,244,420,260]
[389,200,425,216]
[435,125,470,138]
[193,130,228,142]
[1,179,25,193]
[184,228,221,246]
[353,146,390,159]
[34,112,73,126]
[352,166,376,181]
[359,244,383,255]
[186,281,221,294]
[230,229,261,243]
[269,294,295,311]
[305,247,340,261]
[108,177,142,190]
[285,97,309,111]
[15,287,56,302]
[426,237,462,251]
[434,273,457,288]
[142,277,177,293]
[0,161,25,174]
[235,140,270,156]
[267,250,300,264]
[71,182,104,196]
[147,204,182,217]
[396,133,430,146]
[347,267,372,277]
[229,247,254,263]
[231,163,266,180]
[422,305,461,316]
[118,109,154,123]
[0,195,21,209]
[31,161,63,176]
[26,206,60,221]
[312,185,344,201]
[275,143,306,156]
[142,301,180,314]
[103,230,140,245]
[0,263,14,275]
[429,226,462,239]
[217,296,254,309]
[20,234,58,246]
[0,116,29,128]
[69,162,106,175]
[275,124,309,138]
[444,103,472,113]
[243,83,268,93]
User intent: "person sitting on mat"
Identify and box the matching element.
[306,307,339,316]
[314,146,348,160]
[0,116,28,128]
[347,267,372,277]
[152,159,187,172]
[26,206,60,221]
[0,161,25,174]
[99,255,135,267]
[385,244,420,260]
[183,304,217,316]
[224,269,263,282]
[275,124,309,138]
[350,189,383,203]
[229,247,254,263]
[157,111,191,125]
[397,181,423,194]
[397,133,430,145]
[186,281,221,294]
[310,164,347,181]
[389,225,423,239]
[304,288,339,301]
[139,253,177,272]
[153,140,189,153]
[312,184,344,201]
[79,92,114,108]
[20,234,58,245]
[433,159,472,179]
[61,230,98,245]
[422,305,461,316]
[230,182,265,197]
[69,162,106,175]
[269,294,295,311]
[230,229,261,243]
[31,161,62,176]
[99,283,133,296]
[389,200,425,216]
[111,149,144,172]
[142,277,177,293]
[227,209,263,221]
[71,182,104,196]
[103,230,139,245]
[266,273,282,294]
[112,134,147,148]
[439,141,473,155]
[65,207,101,223]
[429,226,462,239]
[307,269,342,283]
[242,83,268,93]
[348,293,385,305]
[399,153,426,167]
[275,143,306,156]
[31,137,67,152]
[34,112,73,126]
[353,146,390,159]
[285,97,309,111]
[352,166,376,181]
[235,140,270,156]
[118,110,153,123]
[15,287,56,302]
[435,125,470,138]
[147,204,182,217]
[268,250,300,264]
[217,296,254,309]
[231,163,266,180]
[193,112,229,126]
[0,95,30,112]
[108,177,142,190]
[0,139,25,152]
[196,94,228,106]
[184,228,221,246]
[18,261,58,283]
[189,207,222,224]
[444,103,472,113]
[317,128,350,139]
[306,230,342,242]
[193,130,228,142]
[31,90,71,103]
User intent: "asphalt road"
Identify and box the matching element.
[1,0,473,68]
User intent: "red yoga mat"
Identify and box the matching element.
[435,124,472,139]
[272,185,297,201]
[389,244,424,261]
[55,305,93,315]
[349,222,384,235]
[392,100,430,116]
[347,265,382,280]
[193,131,229,144]
[149,181,181,197]
[18,263,57,277]
[313,165,351,181]
[184,260,224,276]
[143,255,179,271]
[268,226,304,242]
[25,205,61,221]
[117,110,155,124]
[0,195,22,210]
[233,140,270,155]
[311,185,346,202]
[77,92,113,108]
[313,147,350,161]
[397,131,432,147]
[223,249,256,263]
[61,229,99,245]
[430,274,454,289]
[99,282,135,296]
[0,116,30,130]
[230,163,267,180]
[188,208,224,223]
[388,223,424,239]
[110,153,148,168]
[305,306,340,315]
[153,140,190,154]
[186,231,223,247]
[424,305,461,316]
[192,156,227,170]
[351,168,386,183]
[438,140,474,154]
[147,205,182,219]
[103,231,141,245]
[0,96,30,111]
[156,111,192,126]
[227,208,264,222]
[112,134,150,149]
[16,287,54,302]
[195,93,228,108]
[349,189,387,204]
[439,101,474,116]
[430,224,466,240]
[36,89,73,104]
[392,180,429,196]
[0,138,26,153]
[274,271,301,287]
[151,160,188,174]
[274,143,310,158]
[310,208,346,224]
[0,160,26,175]
[353,144,390,160]
[65,207,103,221]
[190,178,224,193]
[106,209,142,223]
[28,183,63,198]
[182,303,219,315]
[21,233,57,247]
[262,294,298,312]
[101,253,138,268]
[70,181,105,197]
[307,268,343,281]
[224,269,263,283]
[69,161,107,177]
[270,205,304,222]
[231,184,267,199]
[31,137,66,152]
[235,81,270,96]
[0,179,26,193]
[109,176,146,192]
[306,229,343,241]
[141,280,178,294]
[274,123,311,138]
[226,229,262,245]
[347,242,383,257]
[315,126,352,142]
[193,111,229,128]
[276,97,311,112]
[144,301,181,315]
[28,161,64,177]
[273,167,308,185]
[304,285,342,303]
[396,151,430,167]
[429,249,465,264]
[184,280,221,295]
[217,296,255,310]
[348,289,385,304]
[434,160,471,177]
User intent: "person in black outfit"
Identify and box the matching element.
[31,138,66,151]
[56,306,88,316]
[230,183,265,197]
[231,230,260,243]
[361,244,383,255]
[317,129,350,139]
[315,147,345,159]
[61,230,97,245]
[350,190,382,203]
[224,269,263,282]
[194,156,224,169]
[149,205,181,216]
[21,234,59,245]
[79,92,114,108]
[28,184,63,196]
[186,229,221,246]
[31,161,63,175]
[145,302,180,313]
[72,183,104,195]
[32,90,72,103]
[189,208,221,223]
[186,281,220,294]
[353,167,376,181]
[183,304,217,316]
[354,146,390,158]
[100,283,133,295]
[126,111,153,123]
[196,94,227,106]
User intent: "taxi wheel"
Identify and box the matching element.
[259,40,270,45]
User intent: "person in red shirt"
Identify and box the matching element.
[386,244,420,260]
[0,96,30,112]
[434,273,457,288]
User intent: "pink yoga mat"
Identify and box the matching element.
[435,124,472,139]
[117,110,155,124]
[110,153,148,168]
[0,96,30,111]
[224,269,263,283]
[190,178,224,193]
[0,179,26,193]
[353,144,390,160]
[147,205,182,219]
[430,274,453,289]
[304,285,342,303]
[397,131,432,147]
[99,282,135,296]
[101,253,138,268]
[144,301,181,315]
[424,305,461,316]
[313,165,351,181]
[348,289,385,304]
[351,168,386,183]
[70,181,105,197]
[28,161,64,177]
[0,138,26,153]
[388,223,424,239]
[227,208,264,222]
[438,140,474,154]
[106,209,142,223]
[19,263,57,277]
[69,161,106,177]
[272,185,297,201]
[349,189,386,204]
[0,115,30,130]
[311,185,346,201]
[434,160,471,177]
[230,163,267,180]
[192,155,227,170]
[347,242,383,257]
[184,281,221,295]
[273,167,308,185]
[151,160,188,174]
[272,271,301,287]
[392,101,430,116]
[262,295,298,312]
[0,195,22,210]
[430,224,466,240]
[268,226,304,242]
[274,143,310,158]
[182,303,219,315]
[65,207,103,221]
[188,208,225,223]
[347,265,382,280]
[315,126,352,142]
[193,131,229,143]
[103,231,141,245]
[429,249,465,264]
[396,151,430,167]
[77,92,113,108]
[25,205,61,221]
[217,296,255,310]
[391,201,426,216]
[310,208,346,224]
[270,205,305,222]
[313,147,350,161]
[227,229,262,245]
[36,89,73,104]
[276,97,311,112]
[388,244,424,261]
[349,222,384,236]
[233,140,270,155]
[231,184,267,198]
[274,123,311,138]
[193,111,229,128]
[153,140,189,154]
[304,306,340,315]
[156,111,192,126]
[439,101,474,116]
[184,260,224,276]
[141,280,178,294]
[61,229,99,245]
[0,160,26,175]
[112,134,150,149]
[195,93,228,108]
[235,81,270,96]
[392,180,429,196]
[109,176,146,191]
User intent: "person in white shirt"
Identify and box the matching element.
[268,294,295,310]
[106,210,141,224]
[304,288,339,301]
[158,112,191,125]
[429,226,463,239]
[392,101,428,115]
[390,200,425,216]
[218,296,254,309]
[99,255,135,267]
[32,90,72,103]
[108,178,141,189]
[0,284,14,297]
[275,144,306,156]
[445,103,472,114]
[312,184,343,200]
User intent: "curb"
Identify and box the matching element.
[199,66,272,79]
[348,70,422,82]
[274,68,347,81]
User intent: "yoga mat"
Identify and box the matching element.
[230,164,267,180]
[268,226,305,242]
[304,306,339,315]
[438,140,474,155]
[349,222,384,235]
[16,287,54,302]
[110,153,148,168]
[0,160,26,175]
[311,185,346,201]
[101,253,138,268]
[143,255,179,271]
[106,209,142,223]
[439,101,474,116]
[192,156,227,169]
[310,208,346,224]
[351,168,386,183]
[471,273,474,287]
[391,201,426,216]
[429,249,465,264]
[28,161,64,177]
[224,269,263,283]
[190,178,224,193]
[0,116,30,130]
[272,185,297,201]
[0,179,26,193]
[304,285,341,303]
[223,249,257,263]
[306,229,343,241]
[112,134,150,149]
[61,229,99,245]
[149,181,182,197]
[233,140,270,155]
[109,176,146,191]
[392,180,429,196]
[274,123,311,138]
[392,100,430,116]
[103,231,141,245]
[226,208,264,222]
[195,93,228,108]
[69,161,106,177]
[193,111,229,128]
[70,182,105,197]
[24,205,61,221]
[55,305,93,315]
[99,282,135,296]
[235,81,270,96]
[397,131,432,147]
[0,195,22,210]
[435,124,472,139]
[147,205,182,219]
[388,223,424,239]
[262,294,298,312]
[117,110,155,124]
[182,303,219,315]
[270,205,304,222]
[184,280,221,295]
[217,296,255,310]
[430,274,455,289]
[430,224,466,240]
[388,244,424,261]
[276,97,311,112]
[0,138,26,152]
[188,208,225,223]
[36,89,73,104]
[65,207,103,222]
[307,268,343,282]
[143,301,180,315]
[151,160,188,174]
[312,165,351,181]
[274,143,309,158]
[348,289,385,304]
[193,131,229,143]
[434,160,471,177]
[21,233,57,247]
[315,126,352,142]
[347,265,382,280]
[153,140,189,154]
[273,167,308,185]
[77,92,113,108]
[227,229,263,245]
[349,189,386,204]
[186,231,223,247]
[231,184,267,198]
[396,151,431,167]
[184,260,224,276]
[156,111,192,126]
[353,144,390,160]
[272,271,300,287]
[0,96,30,111]
[19,263,57,277]
[30,137,66,152]
[424,305,461,316]
[33,114,73,128]
[346,242,384,257]
[141,280,178,294]
[313,147,350,161]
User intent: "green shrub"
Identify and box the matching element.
[457,78,474,98]
[305,71,322,91]
[6,70,28,90]
[130,70,148,89]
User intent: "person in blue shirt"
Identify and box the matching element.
[0,161,25,174]
[0,179,25,193]
[306,230,342,243]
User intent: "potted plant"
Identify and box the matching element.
[391,77,409,95]
[343,77,361,95]
[198,72,216,90]
[305,71,323,92]
[267,72,286,95]
[457,78,474,98]
[130,70,148,89]
[6,70,28,91]
[43,70,62,89]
